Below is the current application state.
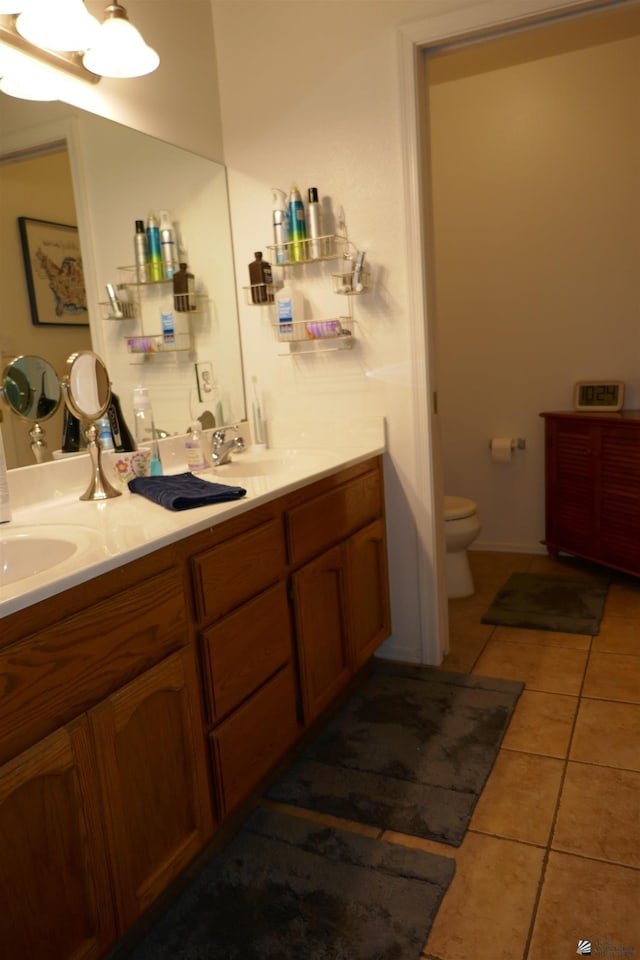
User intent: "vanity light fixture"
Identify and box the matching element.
[0,1,159,101]
[17,0,100,53]
[83,3,159,79]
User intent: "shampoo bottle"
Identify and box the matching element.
[134,220,148,283]
[275,285,303,341]
[248,251,274,303]
[288,185,307,262]
[146,212,164,281]
[307,187,323,259]
[173,262,195,312]
[159,210,178,279]
[271,188,290,264]
[186,421,208,472]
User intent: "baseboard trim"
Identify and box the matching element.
[471,540,548,555]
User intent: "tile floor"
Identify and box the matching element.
[268,550,640,960]
[420,550,640,960]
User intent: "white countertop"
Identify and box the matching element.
[1,418,386,619]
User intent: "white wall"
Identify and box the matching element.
[210,0,598,663]
[427,5,640,554]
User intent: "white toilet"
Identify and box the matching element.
[444,496,481,598]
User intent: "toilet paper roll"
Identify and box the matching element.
[491,437,512,463]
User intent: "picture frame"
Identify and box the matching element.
[18,217,89,327]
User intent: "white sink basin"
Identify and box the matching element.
[0,524,98,587]
[212,449,336,478]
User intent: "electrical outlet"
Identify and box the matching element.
[195,362,214,403]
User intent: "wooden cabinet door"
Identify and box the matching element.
[0,719,116,960]
[346,519,391,671]
[598,423,640,573]
[90,649,214,931]
[292,544,351,724]
[545,417,597,554]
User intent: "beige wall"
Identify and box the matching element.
[427,3,640,552]
[0,150,91,467]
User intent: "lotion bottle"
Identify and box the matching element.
[133,386,163,474]
[186,421,208,472]
[275,285,303,341]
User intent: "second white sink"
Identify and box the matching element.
[212,449,336,478]
[0,524,98,587]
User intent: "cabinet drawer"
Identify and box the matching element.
[191,517,286,624]
[286,468,382,566]
[200,582,293,724]
[0,568,187,766]
[209,662,300,816]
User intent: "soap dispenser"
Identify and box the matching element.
[186,421,208,472]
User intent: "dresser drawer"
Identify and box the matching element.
[200,581,293,724]
[191,517,286,624]
[286,468,382,566]
[209,662,300,816]
[0,567,187,765]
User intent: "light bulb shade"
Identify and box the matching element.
[0,72,59,99]
[83,10,159,78]
[17,0,100,52]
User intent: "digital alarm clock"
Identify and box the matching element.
[574,381,625,412]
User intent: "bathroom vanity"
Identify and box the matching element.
[541,410,640,576]
[0,434,390,959]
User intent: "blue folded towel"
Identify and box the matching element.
[128,472,246,511]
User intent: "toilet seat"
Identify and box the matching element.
[444,496,477,521]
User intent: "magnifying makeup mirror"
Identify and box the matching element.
[62,351,121,501]
[0,355,62,464]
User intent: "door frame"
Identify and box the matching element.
[397,0,614,664]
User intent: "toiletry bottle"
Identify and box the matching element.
[0,418,11,523]
[134,219,148,283]
[133,386,163,474]
[107,391,136,452]
[251,376,266,447]
[307,187,323,259]
[146,212,164,281]
[275,284,303,341]
[186,421,208,472]
[272,188,290,264]
[97,416,115,452]
[173,262,195,312]
[248,251,274,304]
[159,210,178,279]
[288,185,307,262]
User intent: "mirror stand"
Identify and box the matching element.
[63,351,121,501]
[80,421,120,501]
[28,422,52,464]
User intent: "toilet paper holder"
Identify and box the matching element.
[488,437,526,450]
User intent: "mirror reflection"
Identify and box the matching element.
[0,97,245,471]
[1,355,61,422]
[0,355,62,464]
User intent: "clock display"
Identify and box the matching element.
[574,381,624,412]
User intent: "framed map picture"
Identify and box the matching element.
[18,217,89,326]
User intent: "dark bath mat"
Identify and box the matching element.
[481,571,610,635]
[126,806,455,960]
[268,660,523,846]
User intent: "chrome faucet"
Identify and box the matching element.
[211,426,245,466]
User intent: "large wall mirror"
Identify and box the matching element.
[0,96,245,469]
